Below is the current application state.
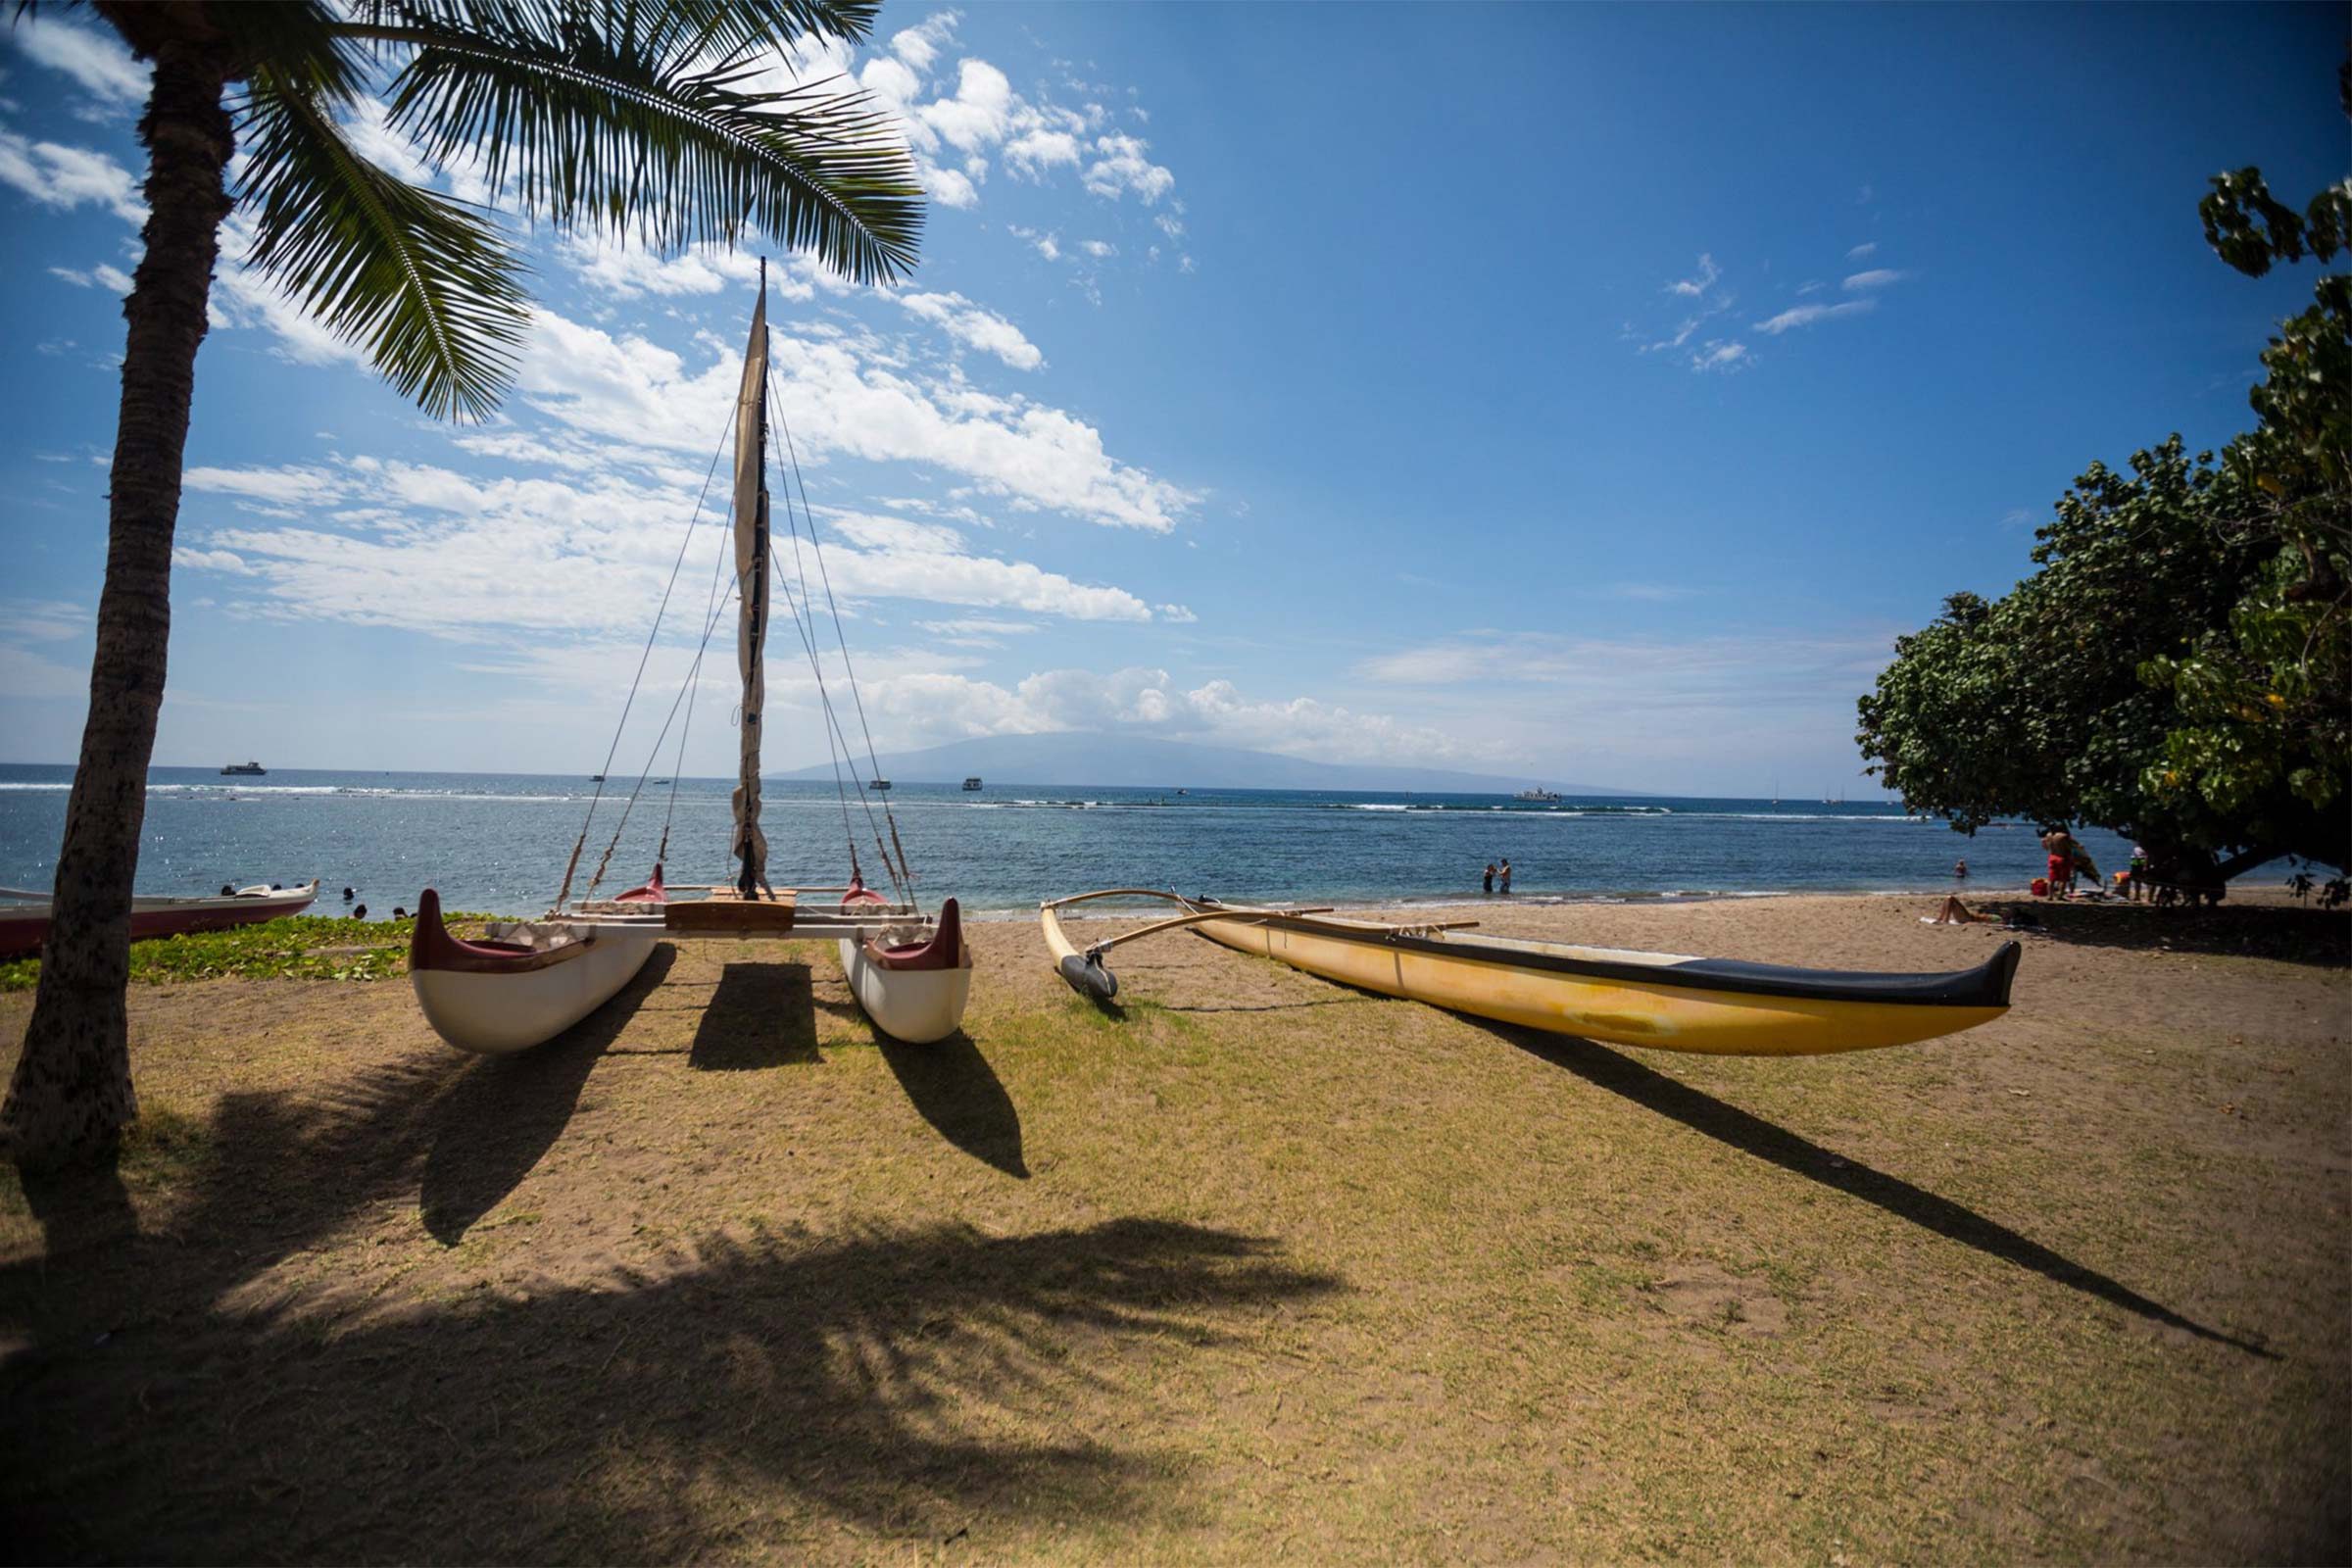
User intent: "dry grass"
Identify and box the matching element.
[1,894,2346,1563]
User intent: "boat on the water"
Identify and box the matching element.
[1041,891,2019,1056]
[411,268,970,1055]
[220,760,267,776]
[962,776,983,791]
[0,880,318,957]
[1513,787,1561,803]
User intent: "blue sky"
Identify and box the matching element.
[0,3,2339,795]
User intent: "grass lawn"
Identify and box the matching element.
[2,896,2345,1562]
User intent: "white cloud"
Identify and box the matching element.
[507,307,1195,531]
[0,598,90,699]
[1011,226,1062,262]
[1082,133,1174,202]
[1004,126,1081,179]
[1751,299,1876,335]
[1358,629,1885,699]
[1846,242,1879,260]
[1690,341,1748,372]
[841,664,1478,766]
[916,615,1040,647]
[891,290,1044,370]
[0,130,143,221]
[557,233,798,300]
[918,58,1014,152]
[7,18,148,105]
[184,465,337,506]
[171,457,1175,638]
[1156,604,1198,623]
[1842,269,1906,291]
[1078,239,1116,259]
[0,598,87,644]
[1664,254,1721,298]
[50,262,131,293]
[172,547,256,576]
[889,11,961,74]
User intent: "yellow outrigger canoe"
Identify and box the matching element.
[1042,891,2020,1057]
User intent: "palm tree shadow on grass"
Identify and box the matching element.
[2,1063,1341,1562]
[1472,1018,2276,1357]
[688,960,822,1072]
[419,946,676,1245]
[879,1032,1027,1178]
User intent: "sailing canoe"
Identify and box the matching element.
[406,265,969,1057]
[408,889,659,1056]
[1044,893,2019,1056]
[0,879,319,958]
[839,898,971,1043]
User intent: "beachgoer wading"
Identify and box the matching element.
[1498,858,1513,895]
[1483,862,1495,895]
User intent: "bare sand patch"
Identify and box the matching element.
[2,893,2344,1562]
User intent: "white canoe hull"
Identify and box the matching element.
[412,923,659,1055]
[839,936,971,1043]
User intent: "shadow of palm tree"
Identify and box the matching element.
[419,946,676,1244]
[3,1092,1339,1563]
[1474,1018,2274,1356]
[879,1032,1028,1178]
[15,1157,135,1263]
[688,959,821,1071]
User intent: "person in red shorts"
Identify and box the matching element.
[2039,825,2078,897]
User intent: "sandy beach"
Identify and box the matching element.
[3,891,2345,1562]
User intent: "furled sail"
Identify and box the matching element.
[731,278,771,896]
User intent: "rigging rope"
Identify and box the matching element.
[761,455,905,903]
[582,570,741,899]
[658,497,736,866]
[768,365,919,898]
[554,409,735,911]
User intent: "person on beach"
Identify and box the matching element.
[1926,895,1996,924]
[1954,858,1969,879]
[1498,859,1513,895]
[2128,844,2148,903]
[2040,826,2077,897]
[1483,862,1495,895]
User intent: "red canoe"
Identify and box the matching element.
[0,880,320,958]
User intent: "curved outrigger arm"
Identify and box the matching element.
[1040,890,1333,1001]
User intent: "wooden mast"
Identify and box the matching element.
[731,261,772,898]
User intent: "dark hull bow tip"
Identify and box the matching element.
[1058,953,1118,1001]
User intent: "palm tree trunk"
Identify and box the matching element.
[1,37,234,1173]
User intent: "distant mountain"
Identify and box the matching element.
[774,732,1640,796]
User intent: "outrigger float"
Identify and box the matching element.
[412,266,970,1055]
[1042,891,2019,1056]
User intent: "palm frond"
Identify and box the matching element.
[209,0,371,99]
[237,67,529,420]
[356,1,885,58]
[338,3,921,283]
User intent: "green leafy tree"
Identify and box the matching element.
[3,0,923,1172]
[1859,157,2349,891]
[2140,171,2351,857]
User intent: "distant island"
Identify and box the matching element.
[772,732,1641,795]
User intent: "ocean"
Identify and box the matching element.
[0,765,2135,919]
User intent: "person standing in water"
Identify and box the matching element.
[1498,858,1514,895]
[1482,862,1495,895]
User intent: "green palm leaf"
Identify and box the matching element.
[342,1,922,282]
[237,65,530,420]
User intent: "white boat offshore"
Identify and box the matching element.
[411,267,970,1054]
